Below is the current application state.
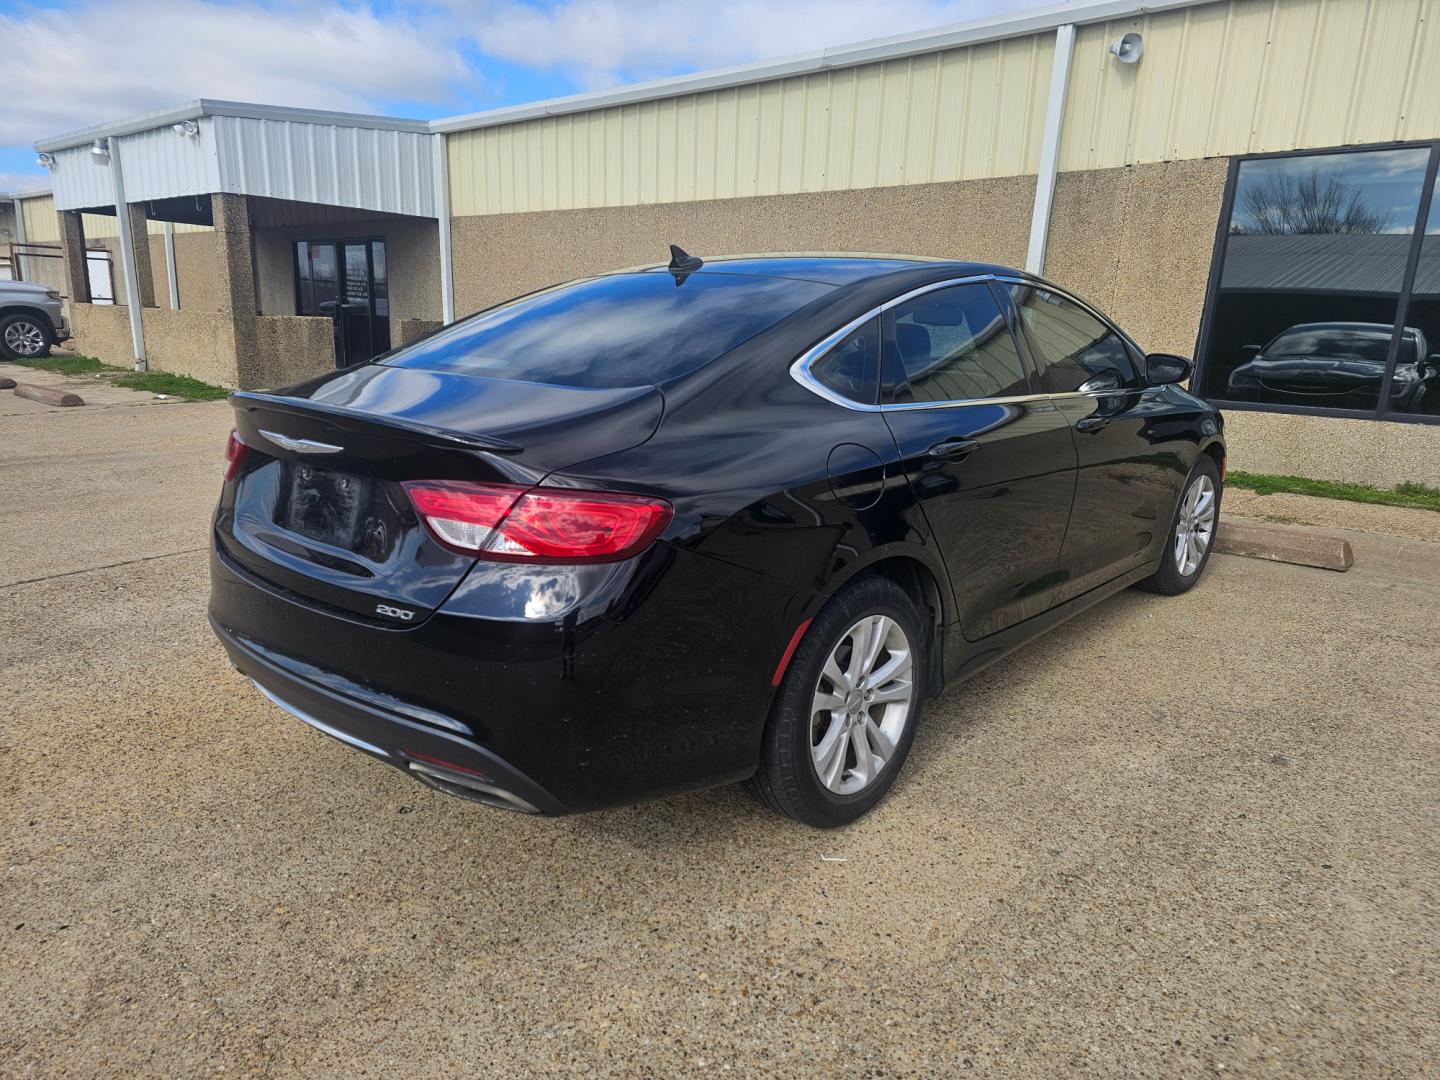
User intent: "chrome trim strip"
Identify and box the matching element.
[790,273,1062,414]
[250,679,389,757]
[258,429,344,454]
[791,272,1151,413]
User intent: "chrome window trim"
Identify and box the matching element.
[790,273,1058,413]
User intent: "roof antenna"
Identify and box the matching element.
[667,244,703,285]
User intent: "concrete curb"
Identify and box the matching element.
[13,383,84,407]
[0,376,16,389]
[1214,520,1353,572]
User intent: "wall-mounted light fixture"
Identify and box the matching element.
[172,120,199,139]
[90,138,111,164]
[1109,32,1143,63]
[36,152,55,169]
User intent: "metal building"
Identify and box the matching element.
[12,0,1440,484]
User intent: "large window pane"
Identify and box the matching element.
[1394,184,1440,417]
[885,284,1028,404]
[1199,147,1430,412]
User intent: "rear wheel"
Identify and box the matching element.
[746,576,925,827]
[1138,455,1222,595]
[0,313,53,360]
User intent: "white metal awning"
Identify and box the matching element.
[39,100,439,219]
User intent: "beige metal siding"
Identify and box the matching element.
[17,195,208,242]
[448,35,1054,215]
[20,195,59,242]
[1060,0,1440,171]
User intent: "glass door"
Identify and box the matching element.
[294,239,390,367]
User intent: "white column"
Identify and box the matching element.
[1025,23,1076,276]
[107,139,148,369]
[12,196,28,280]
[432,133,455,324]
[163,220,179,309]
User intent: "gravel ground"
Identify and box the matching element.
[2,399,1437,1078]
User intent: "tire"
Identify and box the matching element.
[1137,455,1222,595]
[746,576,926,828]
[0,312,54,360]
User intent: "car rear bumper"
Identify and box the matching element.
[213,615,569,814]
[208,535,799,813]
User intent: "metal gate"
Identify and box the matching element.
[5,242,115,304]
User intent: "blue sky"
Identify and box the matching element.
[0,0,1044,192]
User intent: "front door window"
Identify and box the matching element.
[294,239,390,367]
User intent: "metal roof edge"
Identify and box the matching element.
[31,0,1214,152]
[429,0,1206,134]
[35,98,429,153]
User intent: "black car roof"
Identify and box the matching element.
[633,253,1018,286]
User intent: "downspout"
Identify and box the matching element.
[1025,23,1077,275]
[163,220,179,309]
[431,133,455,325]
[107,138,148,369]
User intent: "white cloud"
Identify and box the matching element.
[468,0,1043,89]
[0,0,474,146]
[0,172,50,195]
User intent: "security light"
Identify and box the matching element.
[1109,32,1143,63]
[173,120,199,139]
[36,152,54,168]
[90,138,110,164]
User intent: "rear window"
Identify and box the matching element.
[384,272,832,388]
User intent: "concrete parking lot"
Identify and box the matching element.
[2,392,1437,1077]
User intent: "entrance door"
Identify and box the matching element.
[294,239,390,367]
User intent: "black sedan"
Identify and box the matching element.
[209,252,1225,827]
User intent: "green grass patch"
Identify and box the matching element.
[112,370,230,401]
[5,352,228,401]
[1227,470,1440,513]
[6,353,119,376]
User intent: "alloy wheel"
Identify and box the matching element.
[1174,473,1217,576]
[3,319,47,357]
[810,614,914,795]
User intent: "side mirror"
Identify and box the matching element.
[1145,353,1193,386]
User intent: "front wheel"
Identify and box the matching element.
[1138,455,1222,595]
[746,576,926,828]
[0,313,53,360]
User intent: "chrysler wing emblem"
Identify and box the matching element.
[258,429,343,454]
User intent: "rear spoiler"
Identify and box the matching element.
[230,391,522,454]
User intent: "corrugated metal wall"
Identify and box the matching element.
[17,193,208,242]
[19,195,60,242]
[447,0,1439,217]
[447,34,1055,216]
[48,145,117,212]
[213,115,436,217]
[1060,0,1440,170]
[116,122,221,201]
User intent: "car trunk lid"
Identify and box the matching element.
[216,365,663,623]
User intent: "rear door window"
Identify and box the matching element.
[384,272,832,388]
[882,283,1030,404]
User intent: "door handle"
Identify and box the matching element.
[1075,416,1109,433]
[926,437,980,460]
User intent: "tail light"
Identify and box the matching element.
[222,430,247,481]
[404,480,672,563]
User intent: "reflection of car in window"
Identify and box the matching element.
[1226,321,1436,412]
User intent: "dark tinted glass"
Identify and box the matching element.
[386,272,831,388]
[1198,147,1430,412]
[1012,286,1138,393]
[885,284,1028,404]
[811,319,880,404]
[1396,182,1440,417]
